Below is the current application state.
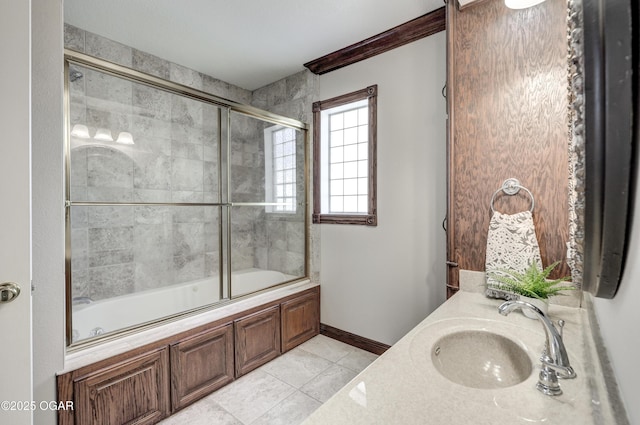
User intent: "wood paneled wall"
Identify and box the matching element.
[447,0,570,295]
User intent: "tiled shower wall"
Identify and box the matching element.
[65,24,310,301]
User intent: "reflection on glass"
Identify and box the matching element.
[94,128,113,142]
[71,124,91,139]
[115,131,134,145]
[68,64,221,204]
[69,205,221,343]
[230,205,305,298]
[231,111,305,214]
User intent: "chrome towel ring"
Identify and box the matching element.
[490,178,535,214]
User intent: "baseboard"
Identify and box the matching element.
[320,323,391,355]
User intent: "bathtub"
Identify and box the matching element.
[72,268,297,342]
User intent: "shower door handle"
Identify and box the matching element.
[0,282,21,303]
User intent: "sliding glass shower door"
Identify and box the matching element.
[65,51,307,347]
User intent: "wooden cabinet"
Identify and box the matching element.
[281,290,320,352]
[74,347,170,425]
[234,305,281,377]
[170,323,234,411]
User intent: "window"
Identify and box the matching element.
[265,125,297,213]
[313,85,377,225]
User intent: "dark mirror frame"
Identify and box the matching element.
[581,0,637,298]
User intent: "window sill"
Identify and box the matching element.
[312,213,377,226]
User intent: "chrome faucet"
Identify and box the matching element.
[498,300,576,396]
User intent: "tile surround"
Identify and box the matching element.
[157,335,377,425]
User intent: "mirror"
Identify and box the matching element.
[567,0,636,298]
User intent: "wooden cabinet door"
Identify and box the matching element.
[170,323,234,411]
[234,305,280,377]
[281,290,320,352]
[74,347,170,425]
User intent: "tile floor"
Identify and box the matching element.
[159,334,379,425]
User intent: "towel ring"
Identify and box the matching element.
[490,178,535,214]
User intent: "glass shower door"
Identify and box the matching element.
[228,111,307,298]
[66,60,227,344]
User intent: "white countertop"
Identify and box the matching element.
[302,291,619,425]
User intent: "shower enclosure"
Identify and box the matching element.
[64,50,308,346]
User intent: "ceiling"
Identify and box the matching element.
[64,0,444,91]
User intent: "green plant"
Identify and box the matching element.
[489,261,575,300]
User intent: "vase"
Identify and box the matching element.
[519,296,549,319]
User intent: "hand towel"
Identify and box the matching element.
[485,211,542,299]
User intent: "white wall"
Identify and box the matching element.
[32,0,65,424]
[593,180,640,424]
[318,33,447,346]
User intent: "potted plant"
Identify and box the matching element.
[489,261,575,318]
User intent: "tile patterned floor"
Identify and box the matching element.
[159,335,379,425]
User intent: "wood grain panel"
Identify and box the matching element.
[304,7,445,75]
[234,305,281,377]
[447,0,570,293]
[170,323,234,411]
[320,323,391,355]
[281,290,320,352]
[74,347,170,425]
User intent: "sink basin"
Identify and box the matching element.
[431,330,533,389]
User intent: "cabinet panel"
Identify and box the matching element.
[234,305,280,377]
[281,290,320,352]
[170,323,234,411]
[74,347,170,425]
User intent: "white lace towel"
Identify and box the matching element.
[485,211,542,297]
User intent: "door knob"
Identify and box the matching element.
[0,282,21,303]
